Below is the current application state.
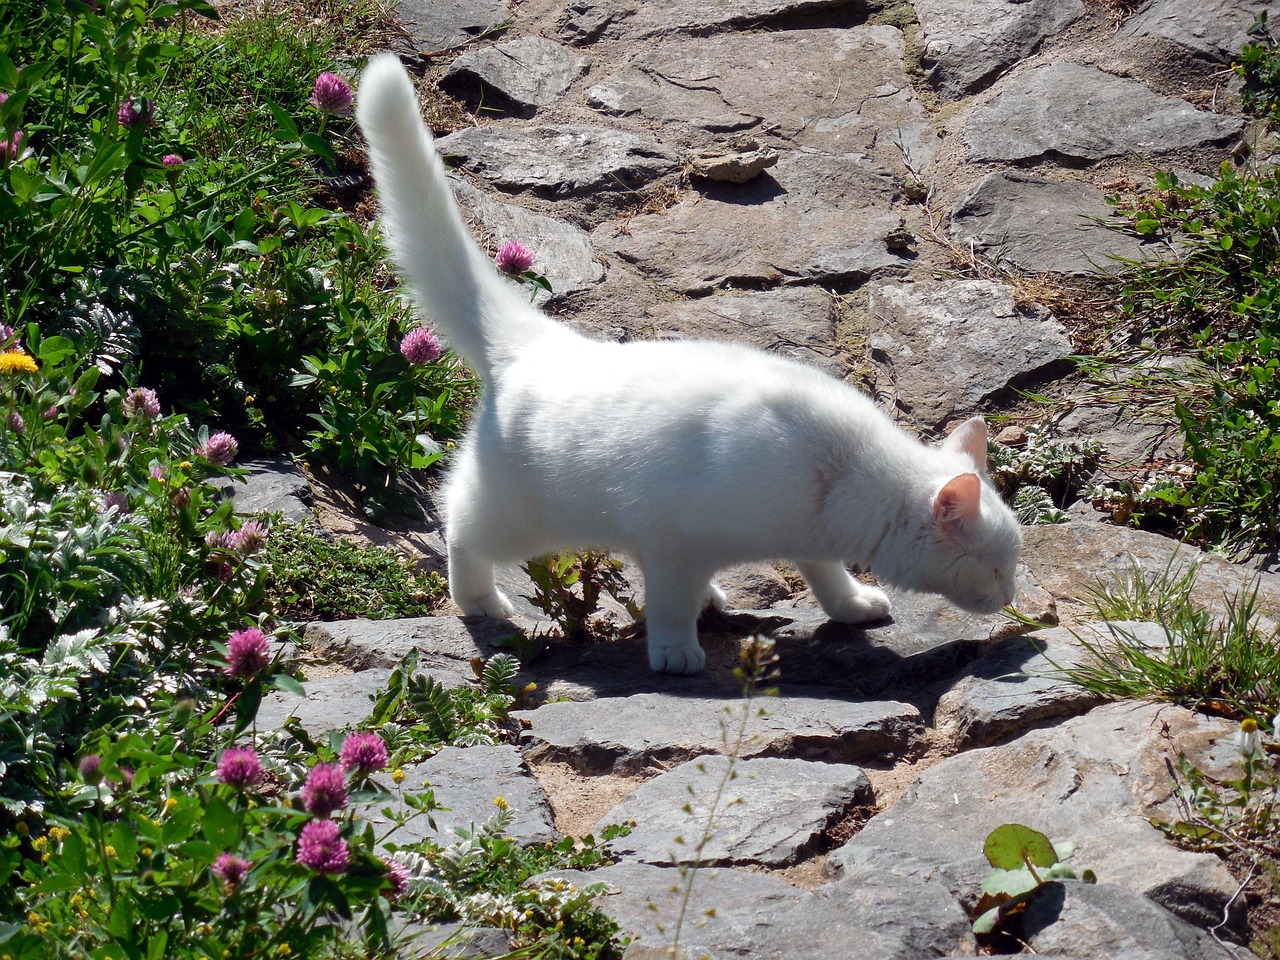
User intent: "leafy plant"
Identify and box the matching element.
[971,823,1094,935]
[522,550,643,640]
[988,429,1103,522]
[1236,11,1280,122]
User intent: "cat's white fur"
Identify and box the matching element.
[356,54,1023,675]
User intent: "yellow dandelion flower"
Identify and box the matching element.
[0,350,37,375]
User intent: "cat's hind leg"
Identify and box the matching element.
[447,540,516,618]
[703,580,727,612]
[642,562,711,674]
[796,560,891,624]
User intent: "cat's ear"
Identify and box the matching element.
[940,417,989,475]
[934,473,982,536]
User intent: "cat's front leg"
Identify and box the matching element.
[448,542,516,619]
[795,560,891,624]
[642,564,710,674]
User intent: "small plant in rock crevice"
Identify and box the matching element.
[971,822,1095,939]
[522,550,644,641]
[988,429,1103,524]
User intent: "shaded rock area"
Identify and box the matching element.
[235,0,1279,954]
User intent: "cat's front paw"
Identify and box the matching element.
[649,641,707,675]
[827,586,891,625]
[456,589,516,619]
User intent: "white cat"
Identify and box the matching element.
[356,54,1023,675]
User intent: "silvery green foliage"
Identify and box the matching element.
[55,268,145,374]
[1011,485,1068,525]
[989,429,1103,521]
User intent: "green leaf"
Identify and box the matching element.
[272,673,306,697]
[983,823,1058,870]
[301,132,335,168]
[267,101,300,142]
[202,794,241,848]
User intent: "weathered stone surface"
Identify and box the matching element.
[965,63,1242,163]
[394,0,510,52]
[437,125,676,199]
[931,623,1164,749]
[949,172,1161,274]
[827,701,1242,930]
[1021,520,1280,614]
[367,745,558,846]
[599,152,906,294]
[302,615,530,672]
[517,693,925,774]
[688,142,778,183]
[558,0,866,44]
[1121,0,1278,64]
[452,177,604,298]
[443,36,587,112]
[643,287,847,377]
[597,755,870,867]
[866,279,1073,428]
[1022,881,1236,960]
[222,456,314,526]
[915,0,1086,98]
[257,668,392,734]
[586,27,936,169]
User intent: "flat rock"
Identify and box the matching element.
[221,456,315,526]
[443,36,587,113]
[394,0,510,52]
[965,62,1242,163]
[597,755,870,867]
[1022,881,1237,960]
[437,125,676,200]
[256,668,392,734]
[452,177,604,299]
[643,287,848,377]
[599,152,906,294]
[367,744,558,847]
[866,278,1073,428]
[949,171,1162,274]
[931,622,1165,748]
[1121,0,1278,64]
[557,0,867,44]
[1021,520,1280,614]
[516,693,925,774]
[586,27,936,170]
[827,701,1242,931]
[302,615,531,672]
[915,0,1086,98]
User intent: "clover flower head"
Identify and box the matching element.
[0,130,24,164]
[123,386,161,419]
[205,529,235,551]
[385,858,412,900]
[42,405,58,421]
[103,491,129,515]
[230,520,268,555]
[162,153,183,168]
[8,411,23,436]
[118,96,155,129]
[198,431,238,466]
[78,754,103,785]
[339,731,388,776]
[310,72,353,117]
[400,325,442,365]
[0,324,14,347]
[212,853,250,891]
[297,819,348,874]
[302,762,347,817]
[224,627,270,680]
[495,239,535,276]
[216,746,264,788]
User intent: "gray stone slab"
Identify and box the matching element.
[915,0,1086,98]
[302,615,530,672]
[866,278,1073,429]
[443,36,587,113]
[516,693,925,774]
[451,177,604,299]
[949,171,1164,274]
[643,287,848,378]
[1121,0,1279,64]
[256,668,393,734]
[367,744,558,847]
[597,755,870,867]
[557,0,866,44]
[220,456,314,525]
[931,623,1165,748]
[599,152,906,295]
[585,27,936,170]
[965,62,1242,163]
[394,0,510,52]
[437,125,676,199]
[826,701,1242,932]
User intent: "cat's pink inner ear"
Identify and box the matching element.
[934,472,982,534]
[940,417,989,473]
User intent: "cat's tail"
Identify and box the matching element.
[356,54,557,380]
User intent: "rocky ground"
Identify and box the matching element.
[233,1,1280,956]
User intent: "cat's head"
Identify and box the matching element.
[904,418,1023,614]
